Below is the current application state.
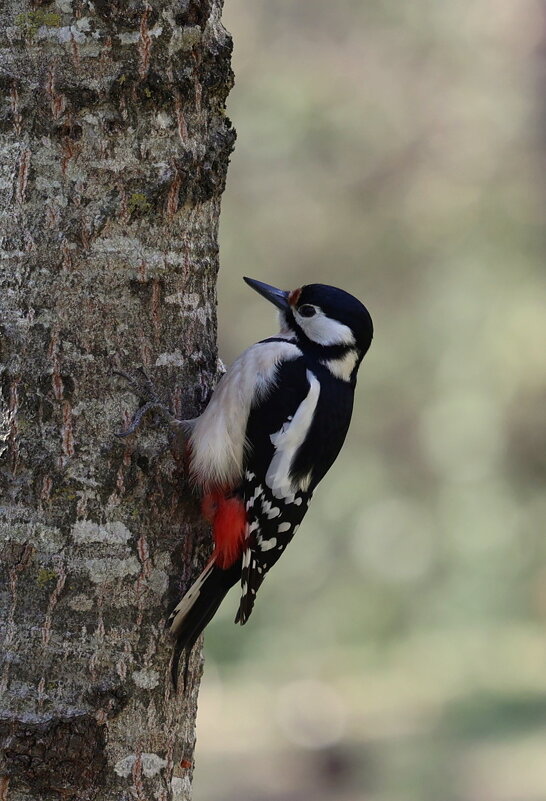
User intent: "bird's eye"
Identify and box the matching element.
[298,305,317,318]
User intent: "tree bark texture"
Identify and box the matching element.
[0,1,234,798]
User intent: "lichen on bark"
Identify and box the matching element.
[0,1,234,798]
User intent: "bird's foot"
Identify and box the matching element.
[114,368,186,438]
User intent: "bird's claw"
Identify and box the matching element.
[115,401,169,438]
[113,368,160,405]
[114,368,182,437]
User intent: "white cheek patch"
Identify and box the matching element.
[295,311,355,346]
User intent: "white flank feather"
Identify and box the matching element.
[188,340,301,488]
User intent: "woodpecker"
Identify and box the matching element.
[167,277,373,686]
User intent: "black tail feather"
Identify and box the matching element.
[169,561,241,691]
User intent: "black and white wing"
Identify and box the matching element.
[235,352,355,623]
[235,356,312,623]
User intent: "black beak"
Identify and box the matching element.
[243,277,290,312]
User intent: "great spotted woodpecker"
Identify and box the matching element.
[168,277,373,685]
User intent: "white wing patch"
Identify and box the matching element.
[258,537,277,551]
[242,548,252,570]
[262,499,281,519]
[188,341,301,488]
[265,369,320,501]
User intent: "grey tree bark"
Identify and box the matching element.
[0,1,234,799]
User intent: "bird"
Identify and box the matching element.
[167,276,373,687]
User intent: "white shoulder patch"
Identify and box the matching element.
[188,340,301,488]
[265,369,320,501]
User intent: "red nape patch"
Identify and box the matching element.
[288,287,302,306]
[202,492,247,569]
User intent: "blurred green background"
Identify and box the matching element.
[194,1,546,799]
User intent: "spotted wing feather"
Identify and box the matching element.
[236,480,310,624]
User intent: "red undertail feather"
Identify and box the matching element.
[202,491,247,570]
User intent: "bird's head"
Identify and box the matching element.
[244,277,373,356]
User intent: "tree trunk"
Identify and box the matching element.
[0,1,234,799]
